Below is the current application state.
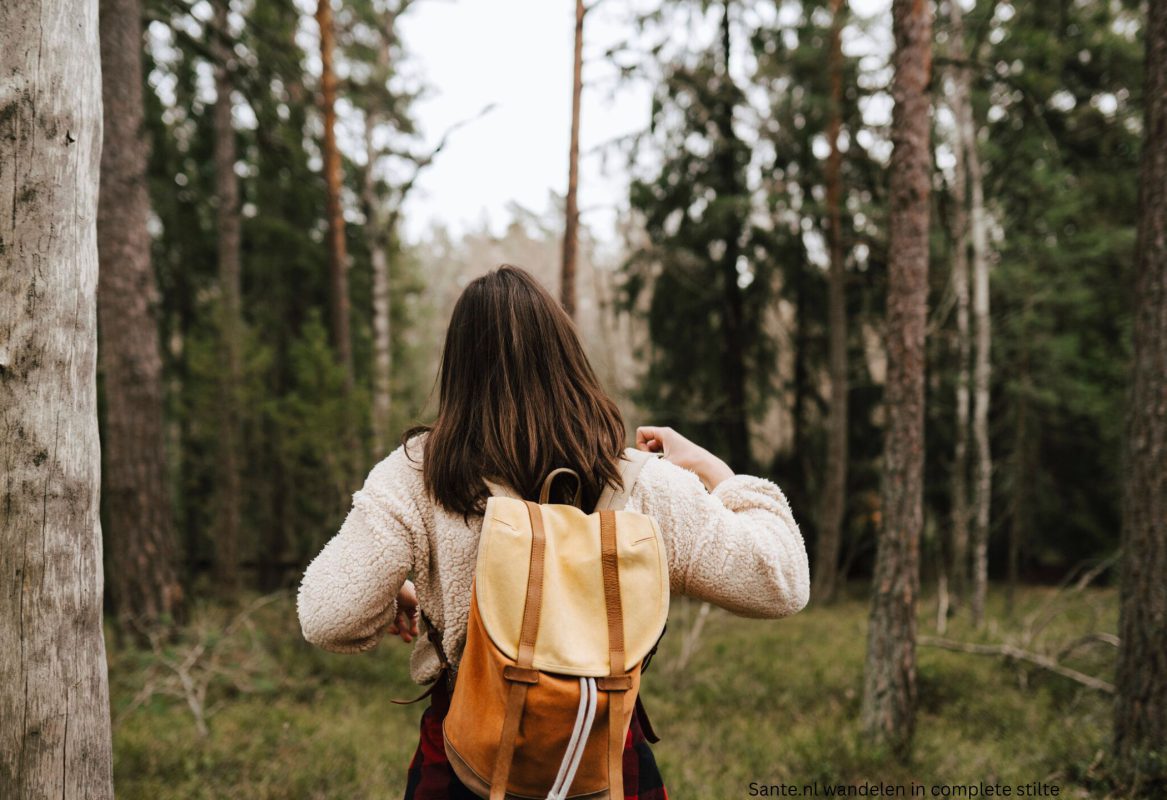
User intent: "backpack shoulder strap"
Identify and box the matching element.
[594,447,661,512]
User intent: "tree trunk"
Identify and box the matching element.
[0,0,115,793]
[714,1,751,473]
[1112,0,1167,786]
[860,0,932,761]
[963,9,993,629]
[211,0,243,595]
[316,0,352,388]
[813,0,849,606]
[945,0,972,617]
[96,0,185,635]
[363,117,393,460]
[1005,324,1031,620]
[560,0,585,319]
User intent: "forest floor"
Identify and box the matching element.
[108,581,1122,799]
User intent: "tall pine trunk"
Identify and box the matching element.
[1112,0,1167,786]
[560,0,585,319]
[0,0,115,792]
[945,0,973,616]
[860,0,932,760]
[715,1,751,473]
[211,0,243,595]
[317,0,353,388]
[97,0,184,634]
[814,0,849,605]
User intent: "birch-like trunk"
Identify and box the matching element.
[0,0,115,793]
[860,0,932,760]
[813,0,849,605]
[560,0,585,319]
[212,0,243,594]
[944,1,973,618]
[1112,0,1167,783]
[965,31,993,631]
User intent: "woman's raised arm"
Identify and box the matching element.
[296,443,424,653]
[633,441,811,619]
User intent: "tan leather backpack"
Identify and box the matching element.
[443,447,669,800]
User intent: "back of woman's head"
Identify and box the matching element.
[402,264,626,519]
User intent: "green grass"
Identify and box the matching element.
[109,582,1126,799]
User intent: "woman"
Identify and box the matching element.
[297,264,811,799]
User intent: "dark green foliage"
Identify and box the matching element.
[959,0,1140,574]
[622,0,1139,583]
[140,0,431,589]
[621,3,780,473]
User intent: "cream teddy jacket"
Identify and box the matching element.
[296,432,811,684]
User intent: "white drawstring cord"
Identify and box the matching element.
[553,677,597,800]
[547,678,590,799]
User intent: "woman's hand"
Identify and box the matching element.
[635,425,735,491]
[382,579,420,643]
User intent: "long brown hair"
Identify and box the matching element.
[401,264,626,520]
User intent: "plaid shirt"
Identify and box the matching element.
[402,680,668,800]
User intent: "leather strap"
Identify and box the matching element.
[635,695,660,744]
[598,509,627,800]
[538,467,582,506]
[489,499,548,800]
[390,609,452,704]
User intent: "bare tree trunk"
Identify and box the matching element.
[962,5,993,628]
[560,0,585,319]
[860,0,932,761]
[211,0,243,595]
[316,0,353,388]
[1112,0,1167,786]
[0,0,115,793]
[945,0,972,617]
[814,0,849,606]
[714,0,752,473]
[1005,328,1031,620]
[97,0,184,634]
[363,118,393,460]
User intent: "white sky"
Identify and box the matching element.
[395,0,892,246]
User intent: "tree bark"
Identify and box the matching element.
[814,0,849,605]
[714,0,752,473]
[316,0,353,388]
[363,117,393,460]
[962,4,993,629]
[211,0,243,595]
[560,0,585,319]
[945,0,972,616]
[860,0,932,761]
[1005,325,1031,620]
[1112,0,1167,786]
[0,0,115,793]
[96,0,185,634]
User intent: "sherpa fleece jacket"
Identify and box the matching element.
[296,431,811,685]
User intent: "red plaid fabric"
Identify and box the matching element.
[403,679,668,800]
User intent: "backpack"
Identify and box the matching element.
[443,446,669,800]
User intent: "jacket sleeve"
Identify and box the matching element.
[633,456,811,618]
[296,440,425,653]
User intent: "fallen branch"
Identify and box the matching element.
[116,592,291,737]
[919,635,1115,694]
